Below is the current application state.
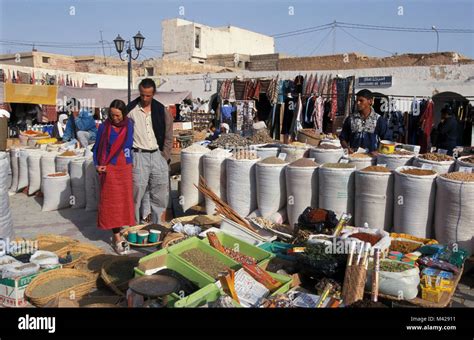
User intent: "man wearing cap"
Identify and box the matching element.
[339,89,388,154]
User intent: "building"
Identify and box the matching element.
[161,18,275,63]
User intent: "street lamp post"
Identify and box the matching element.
[114,31,145,104]
[431,26,439,53]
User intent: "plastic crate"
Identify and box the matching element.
[258,242,296,262]
[134,252,214,307]
[202,231,275,264]
[167,237,241,282]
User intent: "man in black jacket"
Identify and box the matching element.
[127,78,173,224]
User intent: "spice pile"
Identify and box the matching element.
[247,130,275,144]
[60,151,77,157]
[290,142,307,147]
[390,240,422,253]
[180,248,230,279]
[260,156,287,165]
[323,163,355,169]
[349,232,382,246]
[401,168,436,176]
[379,261,413,272]
[48,172,67,177]
[317,144,341,150]
[419,153,453,161]
[350,153,372,159]
[361,165,391,173]
[392,150,414,156]
[206,148,231,158]
[210,133,249,148]
[182,144,209,153]
[460,156,474,164]
[442,172,474,182]
[290,158,318,167]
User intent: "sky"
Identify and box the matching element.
[0,0,473,59]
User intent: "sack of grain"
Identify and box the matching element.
[455,155,474,171]
[180,144,210,211]
[27,152,45,195]
[9,148,20,192]
[280,144,310,163]
[393,166,437,238]
[286,158,319,229]
[255,144,280,160]
[413,154,455,174]
[56,153,80,174]
[256,157,288,218]
[355,168,394,231]
[318,163,356,218]
[70,157,86,209]
[202,148,232,214]
[227,157,260,217]
[434,172,474,254]
[17,148,31,191]
[342,153,376,170]
[42,172,72,211]
[40,152,58,192]
[309,145,344,164]
[377,152,414,171]
[84,157,100,211]
[0,152,14,239]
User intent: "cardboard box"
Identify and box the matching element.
[173,122,193,131]
[0,117,8,151]
[0,265,61,308]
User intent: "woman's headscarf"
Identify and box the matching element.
[57,114,68,137]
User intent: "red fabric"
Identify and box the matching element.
[330,79,338,121]
[97,118,129,168]
[419,100,433,153]
[97,149,135,230]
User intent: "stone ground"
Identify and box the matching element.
[8,192,474,308]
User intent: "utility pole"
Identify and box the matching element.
[100,30,107,66]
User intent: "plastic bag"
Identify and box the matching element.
[2,262,40,279]
[30,250,59,268]
[296,207,338,234]
[172,222,201,236]
[295,243,347,280]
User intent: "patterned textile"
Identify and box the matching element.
[330,78,338,121]
[350,110,379,134]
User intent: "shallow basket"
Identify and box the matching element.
[56,243,105,269]
[36,234,78,252]
[25,268,96,307]
[100,256,140,296]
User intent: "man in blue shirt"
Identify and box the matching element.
[220,100,236,133]
[339,89,388,154]
[62,98,97,150]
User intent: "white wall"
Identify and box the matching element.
[162,18,274,61]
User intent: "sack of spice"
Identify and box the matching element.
[366,259,420,300]
[295,207,338,235]
[295,243,347,280]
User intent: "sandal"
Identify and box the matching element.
[112,239,131,255]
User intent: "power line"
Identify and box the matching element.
[272,23,333,38]
[308,27,335,55]
[339,27,395,55]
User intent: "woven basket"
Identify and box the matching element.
[101,257,139,296]
[37,234,78,252]
[25,269,96,307]
[81,303,120,308]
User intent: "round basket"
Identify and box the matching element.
[161,232,189,248]
[36,234,78,253]
[25,269,96,307]
[56,243,104,269]
[101,257,139,296]
[121,224,167,247]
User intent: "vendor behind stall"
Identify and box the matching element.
[432,107,458,155]
[62,98,97,151]
[339,89,388,153]
[52,113,68,140]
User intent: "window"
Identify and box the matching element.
[146,67,154,77]
[195,27,201,49]
[42,56,50,64]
